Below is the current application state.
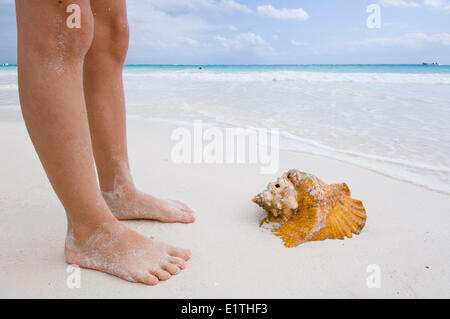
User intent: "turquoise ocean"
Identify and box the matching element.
[1,64,449,193]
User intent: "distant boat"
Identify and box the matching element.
[1,63,9,66]
[422,62,439,66]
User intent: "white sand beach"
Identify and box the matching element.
[2,0,450,300]
[0,116,449,299]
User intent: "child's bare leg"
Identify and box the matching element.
[15,0,190,285]
[83,0,195,223]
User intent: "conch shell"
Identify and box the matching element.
[253,170,366,248]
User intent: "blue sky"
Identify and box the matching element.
[1,0,449,64]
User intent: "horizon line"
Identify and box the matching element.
[1,63,449,67]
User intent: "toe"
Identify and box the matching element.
[151,268,171,281]
[168,256,186,269]
[162,205,194,223]
[171,200,194,214]
[170,247,191,261]
[181,212,195,223]
[141,274,159,286]
[162,262,181,275]
[133,272,159,286]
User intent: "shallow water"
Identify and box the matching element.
[1,65,449,194]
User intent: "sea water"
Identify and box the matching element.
[1,64,449,194]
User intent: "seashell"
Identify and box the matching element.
[253,169,367,248]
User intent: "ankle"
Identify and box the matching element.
[101,181,137,201]
[66,210,118,247]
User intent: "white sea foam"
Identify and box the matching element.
[124,70,450,85]
[1,67,449,194]
[122,69,450,194]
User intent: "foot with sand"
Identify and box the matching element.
[65,220,191,285]
[104,191,196,223]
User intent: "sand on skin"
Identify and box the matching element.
[0,117,449,298]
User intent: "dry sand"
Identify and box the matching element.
[0,117,449,298]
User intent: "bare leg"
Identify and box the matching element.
[83,0,195,223]
[15,0,190,286]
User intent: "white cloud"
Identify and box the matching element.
[125,0,258,63]
[148,0,252,16]
[214,35,227,42]
[424,0,443,7]
[291,40,308,46]
[380,0,450,10]
[380,0,420,7]
[214,32,267,49]
[357,32,450,47]
[256,5,309,21]
[127,2,211,52]
[180,37,199,45]
[424,0,450,10]
[236,32,266,45]
[220,0,252,14]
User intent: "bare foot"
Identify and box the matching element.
[102,188,195,223]
[65,220,191,285]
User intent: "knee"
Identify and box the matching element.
[110,17,130,61]
[15,0,95,61]
[92,16,130,63]
[64,11,95,59]
[19,9,94,62]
